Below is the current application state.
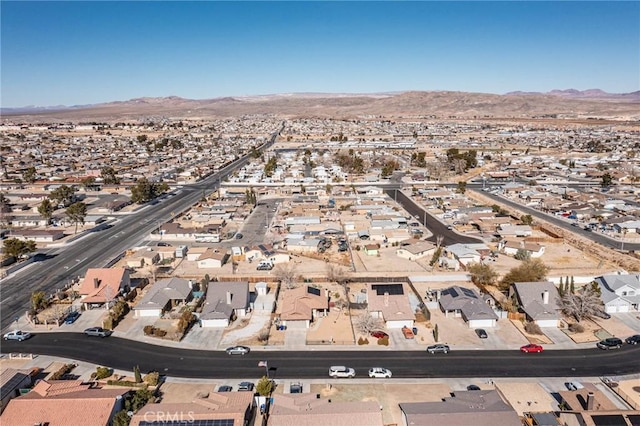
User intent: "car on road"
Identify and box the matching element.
[328,366,356,378]
[565,381,584,391]
[3,330,32,341]
[467,385,481,391]
[157,242,171,247]
[368,368,392,378]
[597,337,623,350]
[520,344,544,353]
[447,225,453,230]
[84,327,112,338]
[226,346,250,355]
[64,311,81,324]
[370,330,389,339]
[625,335,640,345]
[237,382,254,392]
[218,385,233,392]
[426,344,450,354]
[475,329,488,339]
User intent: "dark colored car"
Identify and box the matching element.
[64,311,81,324]
[467,385,481,391]
[84,327,112,338]
[597,337,623,350]
[625,335,640,345]
[218,385,233,392]
[290,382,303,393]
[475,329,488,339]
[235,233,243,239]
[370,330,389,339]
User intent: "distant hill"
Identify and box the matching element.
[2,89,639,121]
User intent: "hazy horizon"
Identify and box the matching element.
[2,1,638,108]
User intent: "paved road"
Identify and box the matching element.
[0,127,282,331]
[468,188,640,252]
[3,333,639,379]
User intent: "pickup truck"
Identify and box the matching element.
[402,326,415,339]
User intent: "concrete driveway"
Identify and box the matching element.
[611,312,640,333]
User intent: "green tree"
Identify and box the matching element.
[433,323,439,342]
[0,193,12,213]
[49,185,77,207]
[31,291,48,311]
[23,166,37,183]
[3,238,36,260]
[100,166,120,184]
[134,365,142,383]
[514,249,531,261]
[130,178,168,204]
[81,176,97,191]
[256,376,275,396]
[66,202,88,234]
[601,172,613,188]
[38,199,55,226]
[456,181,467,194]
[520,214,533,225]
[125,388,153,413]
[467,262,498,289]
[112,410,130,426]
[499,259,550,291]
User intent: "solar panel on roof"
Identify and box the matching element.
[591,415,627,426]
[628,415,640,426]
[448,288,458,298]
[139,420,235,426]
[307,287,321,296]
[371,284,404,296]
[461,288,478,298]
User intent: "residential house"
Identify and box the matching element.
[78,267,130,309]
[438,286,498,328]
[9,229,65,242]
[279,285,329,329]
[399,390,520,426]
[0,368,32,414]
[200,281,250,327]
[186,246,209,261]
[196,249,229,269]
[594,274,640,313]
[444,243,489,267]
[557,382,618,413]
[269,393,384,426]
[396,240,436,261]
[510,282,560,327]
[286,238,322,253]
[130,391,255,426]
[0,379,128,426]
[125,248,160,269]
[363,243,380,256]
[499,240,546,258]
[133,277,194,318]
[367,283,415,329]
[498,224,533,237]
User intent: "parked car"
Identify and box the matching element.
[218,385,233,392]
[226,346,250,355]
[467,385,481,391]
[597,337,623,350]
[157,242,171,247]
[402,326,415,339]
[84,327,112,338]
[64,311,81,324]
[426,344,450,354]
[256,264,273,271]
[370,330,389,339]
[3,330,32,341]
[368,368,392,378]
[237,382,254,392]
[290,382,303,393]
[565,381,584,391]
[475,329,488,339]
[328,366,355,378]
[625,335,640,345]
[235,233,243,240]
[520,344,544,353]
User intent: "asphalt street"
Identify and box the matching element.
[3,333,640,379]
[0,128,282,331]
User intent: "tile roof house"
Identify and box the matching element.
[133,277,194,318]
[130,391,254,426]
[78,267,130,309]
[269,393,384,426]
[367,283,415,329]
[200,281,250,327]
[279,285,329,328]
[594,273,640,313]
[196,248,229,269]
[0,368,32,414]
[509,281,560,328]
[399,390,520,426]
[0,379,128,426]
[438,286,498,328]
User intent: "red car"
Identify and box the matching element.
[370,331,389,339]
[520,344,544,353]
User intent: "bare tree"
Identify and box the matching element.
[558,284,604,322]
[274,263,298,289]
[326,263,350,286]
[354,311,384,335]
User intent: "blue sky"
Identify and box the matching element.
[1,1,638,107]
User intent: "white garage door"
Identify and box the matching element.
[135,309,161,318]
[201,319,229,328]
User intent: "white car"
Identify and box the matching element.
[3,330,32,341]
[368,367,392,378]
[328,366,355,378]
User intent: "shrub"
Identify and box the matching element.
[568,323,585,333]
[377,336,389,346]
[50,363,76,380]
[257,329,270,342]
[524,322,543,335]
[143,325,155,335]
[154,328,167,337]
[94,366,113,380]
[107,379,139,387]
[143,371,160,386]
[357,337,369,345]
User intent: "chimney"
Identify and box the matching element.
[226,291,232,305]
[188,280,193,289]
[384,292,389,307]
[587,392,595,410]
[542,290,549,305]
[94,278,100,289]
